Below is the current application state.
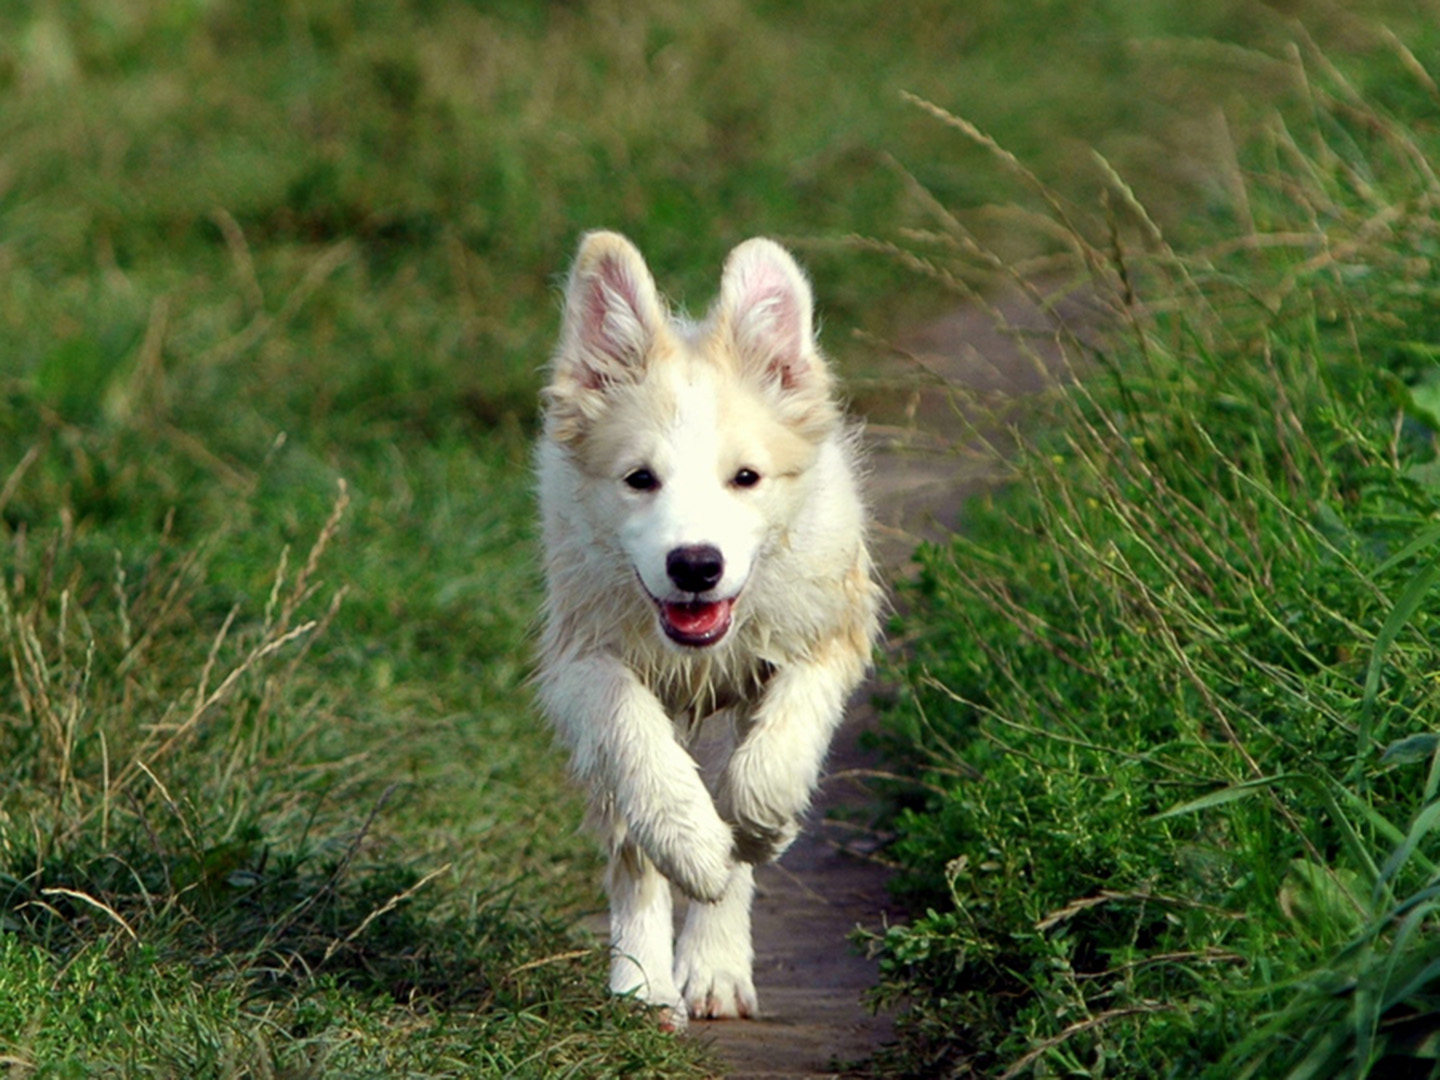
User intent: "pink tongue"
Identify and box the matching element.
[664,600,728,636]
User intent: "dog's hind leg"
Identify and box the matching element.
[673,862,758,1019]
[607,835,687,1030]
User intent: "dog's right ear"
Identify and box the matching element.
[554,231,665,393]
[545,232,666,442]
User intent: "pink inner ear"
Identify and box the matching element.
[756,290,806,389]
[573,255,652,386]
[585,259,636,348]
[735,272,810,390]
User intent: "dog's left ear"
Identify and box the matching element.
[716,239,827,395]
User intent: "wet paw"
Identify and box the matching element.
[655,1002,689,1033]
[731,817,798,865]
[675,960,758,1020]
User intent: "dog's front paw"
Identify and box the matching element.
[648,814,736,903]
[731,817,799,864]
[724,742,806,863]
[674,946,758,1020]
[655,1002,689,1033]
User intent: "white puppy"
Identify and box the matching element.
[535,231,880,1029]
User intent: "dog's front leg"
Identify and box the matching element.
[723,643,864,864]
[671,652,861,1019]
[542,653,739,1026]
[542,652,737,901]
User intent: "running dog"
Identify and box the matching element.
[535,231,880,1029]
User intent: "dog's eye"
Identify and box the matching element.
[732,468,761,489]
[624,468,659,492]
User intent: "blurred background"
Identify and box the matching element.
[6,0,1431,449]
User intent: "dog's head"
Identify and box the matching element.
[543,232,840,650]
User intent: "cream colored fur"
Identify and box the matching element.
[535,231,880,1028]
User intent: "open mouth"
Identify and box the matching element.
[656,596,735,648]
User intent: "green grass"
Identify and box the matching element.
[4,0,1440,1074]
[863,19,1440,1080]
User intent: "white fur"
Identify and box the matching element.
[535,231,881,1028]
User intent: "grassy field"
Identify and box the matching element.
[2,0,1439,1076]
[864,14,1440,1080]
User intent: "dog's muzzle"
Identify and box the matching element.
[653,544,734,647]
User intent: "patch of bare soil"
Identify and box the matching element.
[693,285,1089,1078]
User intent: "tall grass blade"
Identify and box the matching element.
[1359,547,1440,776]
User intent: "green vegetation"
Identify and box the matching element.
[4,0,1440,1075]
[865,20,1440,1080]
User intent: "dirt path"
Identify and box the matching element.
[692,286,1085,1078]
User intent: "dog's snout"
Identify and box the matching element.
[666,544,724,594]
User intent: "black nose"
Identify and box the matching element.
[666,544,724,594]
